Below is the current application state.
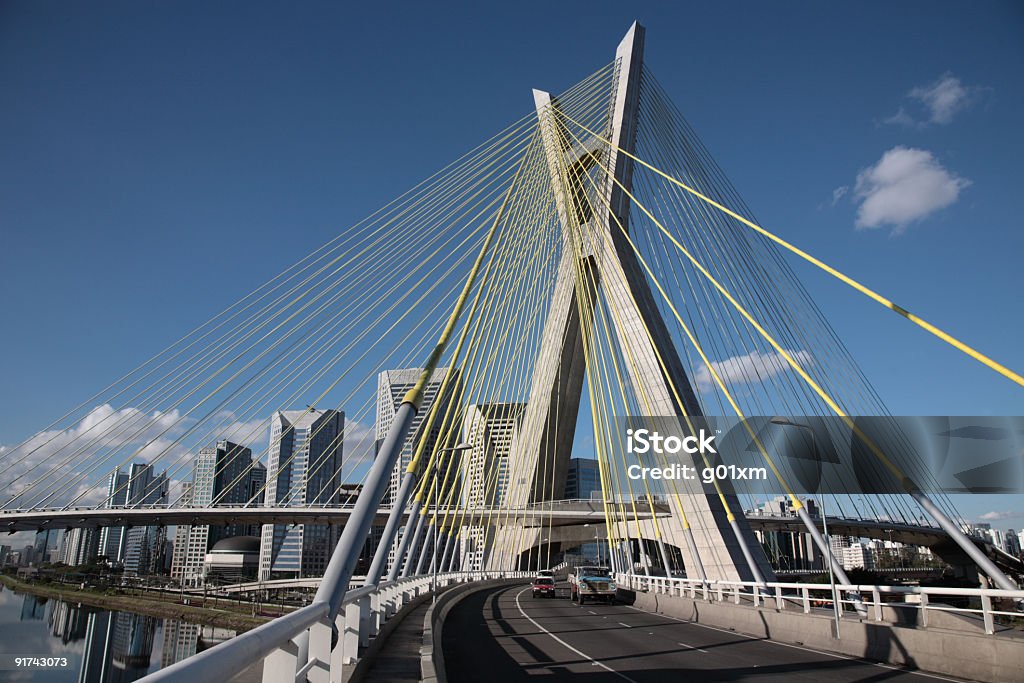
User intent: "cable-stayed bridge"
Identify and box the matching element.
[3,22,1023,683]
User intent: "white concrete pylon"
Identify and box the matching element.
[502,22,775,583]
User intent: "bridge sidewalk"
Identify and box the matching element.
[355,600,432,682]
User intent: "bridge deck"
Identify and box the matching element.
[443,583,953,682]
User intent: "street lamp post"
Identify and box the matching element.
[820,495,842,640]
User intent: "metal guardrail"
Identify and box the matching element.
[140,571,529,683]
[617,573,1024,635]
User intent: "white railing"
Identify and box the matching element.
[618,573,1024,635]
[142,570,529,683]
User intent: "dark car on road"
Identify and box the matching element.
[532,577,556,598]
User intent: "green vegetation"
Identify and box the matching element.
[0,573,273,632]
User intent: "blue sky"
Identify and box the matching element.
[1,2,1023,526]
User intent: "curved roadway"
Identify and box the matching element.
[443,583,967,682]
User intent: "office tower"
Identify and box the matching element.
[246,460,267,536]
[104,463,169,574]
[563,457,602,561]
[170,440,262,586]
[461,403,524,507]
[34,528,60,561]
[376,367,461,506]
[59,527,100,566]
[374,367,461,573]
[564,457,600,500]
[97,468,128,560]
[170,482,193,582]
[829,534,853,558]
[123,525,166,576]
[259,409,344,580]
[842,542,874,570]
[459,402,525,571]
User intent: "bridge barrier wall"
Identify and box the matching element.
[629,587,1024,682]
[137,571,527,683]
[420,577,525,683]
[342,586,436,683]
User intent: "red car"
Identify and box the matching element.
[532,577,556,598]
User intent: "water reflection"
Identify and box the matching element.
[80,610,156,683]
[0,587,235,682]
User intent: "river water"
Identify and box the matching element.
[0,585,235,682]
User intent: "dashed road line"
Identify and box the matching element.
[514,587,638,683]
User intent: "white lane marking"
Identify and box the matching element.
[514,587,638,683]
[618,622,632,628]
[625,605,963,681]
[677,641,709,654]
[588,610,597,615]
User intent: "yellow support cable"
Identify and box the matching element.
[556,116,753,536]
[553,143,635,567]
[555,127,806,511]
[431,146,560,568]
[557,112,1024,389]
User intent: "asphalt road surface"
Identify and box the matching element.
[442,583,968,682]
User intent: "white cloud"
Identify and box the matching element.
[211,410,270,449]
[884,73,979,126]
[694,349,813,390]
[831,185,849,206]
[344,419,377,461]
[853,147,970,234]
[0,404,191,509]
[881,107,915,127]
[979,510,1022,522]
[910,73,973,125]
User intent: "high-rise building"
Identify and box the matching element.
[98,469,129,561]
[461,403,524,508]
[374,367,461,572]
[171,441,264,586]
[123,525,166,577]
[170,482,193,582]
[376,367,461,506]
[59,527,100,566]
[259,409,344,580]
[459,402,525,571]
[563,457,602,561]
[34,529,60,561]
[564,457,600,500]
[842,542,874,570]
[122,464,169,576]
[99,463,167,568]
[247,460,267,509]
[999,528,1020,556]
